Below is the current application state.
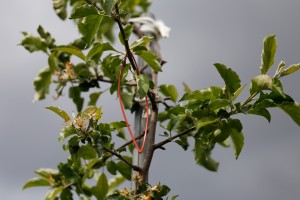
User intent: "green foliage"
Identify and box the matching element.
[159,84,178,102]
[214,63,241,94]
[53,0,68,20]
[260,35,277,74]
[33,67,52,102]
[21,1,300,199]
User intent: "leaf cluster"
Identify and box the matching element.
[20,1,300,199]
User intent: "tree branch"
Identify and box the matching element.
[153,126,196,150]
[103,147,142,172]
[113,4,158,112]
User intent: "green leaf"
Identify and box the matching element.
[275,61,286,76]
[53,0,68,20]
[169,195,179,200]
[272,78,285,97]
[280,63,300,77]
[120,92,134,109]
[108,174,126,194]
[195,118,218,130]
[102,0,117,15]
[45,186,65,200]
[59,125,76,142]
[247,107,271,122]
[20,33,48,53]
[35,168,58,179]
[116,157,132,180]
[54,45,85,60]
[155,185,171,198]
[136,74,150,99]
[78,15,103,48]
[180,87,219,101]
[86,42,119,61]
[279,103,300,126]
[250,74,272,95]
[194,139,219,171]
[159,84,178,102]
[232,84,247,101]
[230,129,244,159]
[118,24,133,46]
[33,67,52,102]
[69,86,84,112]
[260,35,277,74]
[37,25,55,48]
[78,145,97,160]
[23,178,50,190]
[110,121,127,129]
[46,106,71,122]
[167,114,186,131]
[88,92,102,106]
[70,4,100,19]
[183,82,192,93]
[60,188,73,200]
[130,36,153,49]
[48,53,60,73]
[214,63,241,94]
[208,99,231,111]
[93,173,109,200]
[106,160,117,175]
[134,50,162,72]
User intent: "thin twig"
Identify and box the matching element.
[116,131,146,151]
[103,147,142,172]
[153,126,196,150]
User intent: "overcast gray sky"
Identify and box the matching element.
[1,0,300,199]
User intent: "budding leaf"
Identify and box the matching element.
[260,35,277,74]
[250,74,272,95]
[214,63,241,94]
[280,63,300,77]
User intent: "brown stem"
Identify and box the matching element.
[153,126,196,150]
[103,147,142,172]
